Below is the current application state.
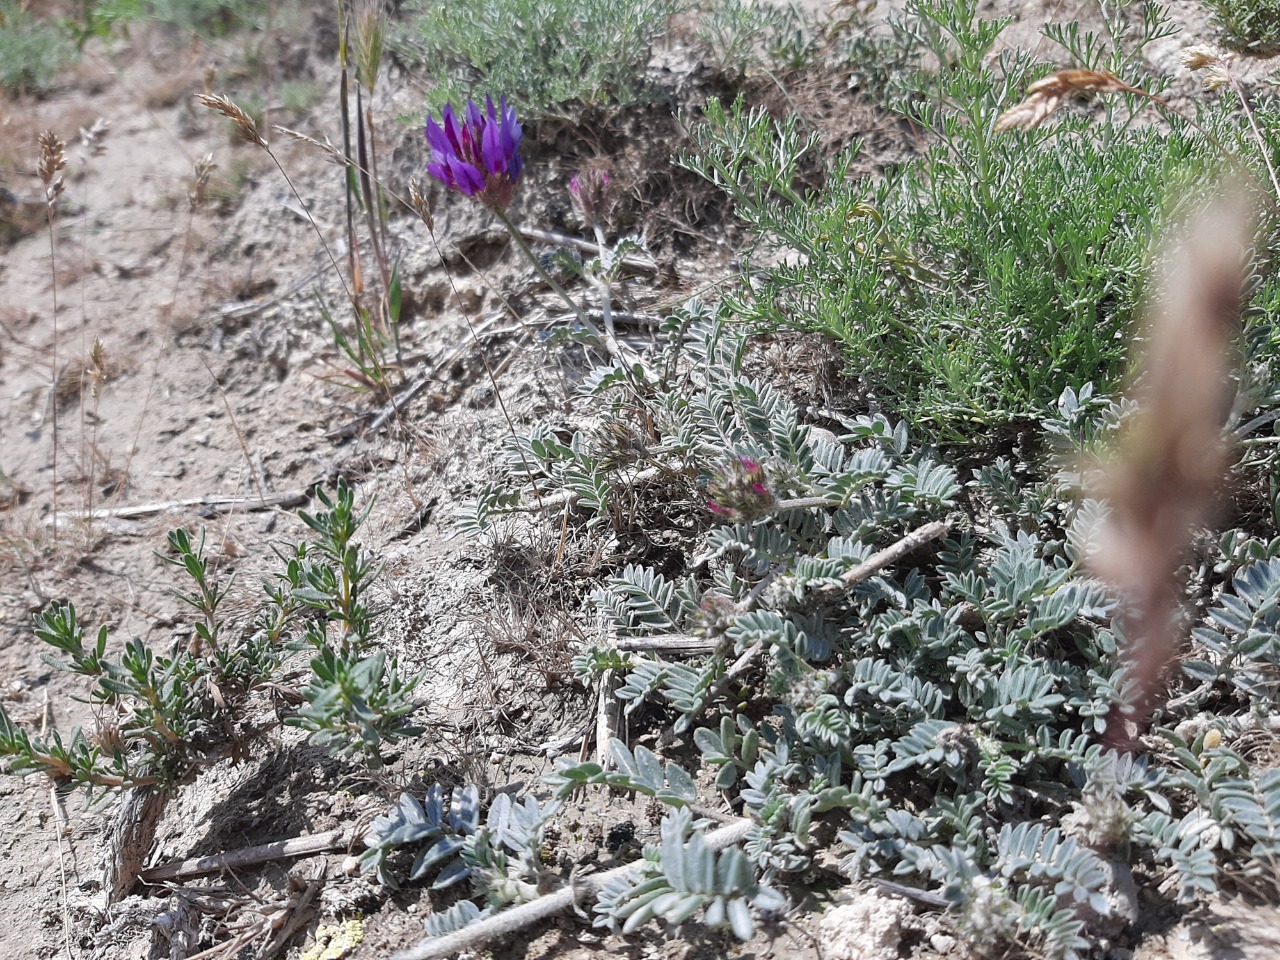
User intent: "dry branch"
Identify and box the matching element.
[518,226,659,275]
[616,633,715,655]
[391,817,755,960]
[139,827,359,884]
[703,519,951,706]
[810,519,952,604]
[45,490,309,528]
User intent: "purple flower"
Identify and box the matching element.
[425,96,524,210]
[707,455,775,522]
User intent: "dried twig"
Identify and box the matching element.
[809,519,952,605]
[616,633,716,655]
[392,816,755,960]
[139,828,358,884]
[45,489,310,528]
[255,873,324,960]
[706,519,952,706]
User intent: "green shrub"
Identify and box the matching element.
[143,0,260,35]
[678,0,1280,441]
[695,0,819,79]
[397,0,683,115]
[0,0,77,94]
[0,482,420,794]
[1203,0,1280,51]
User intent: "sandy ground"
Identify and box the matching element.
[2,2,1280,958]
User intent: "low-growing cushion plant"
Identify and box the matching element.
[366,310,1280,959]
[1202,0,1280,52]
[0,0,77,94]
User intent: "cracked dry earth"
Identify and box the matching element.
[3,3,1280,960]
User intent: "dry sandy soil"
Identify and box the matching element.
[3,1,1280,958]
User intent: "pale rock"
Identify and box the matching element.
[929,933,956,953]
[817,891,911,960]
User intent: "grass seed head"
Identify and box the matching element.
[353,0,387,94]
[36,130,66,207]
[1180,44,1227,70]
[195,93,267,148]
[188,154,216,210]
[275,126,345,166]
[995,69,1134,132]
[407,177,434,229]
[1180,46,1236,89]
[78,117,109,156]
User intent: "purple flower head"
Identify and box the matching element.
[425,95,524,211]
[707,454,775,523]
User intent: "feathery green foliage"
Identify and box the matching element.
[397,0,682,115]
[678,0,1280,441]
[0,0,77,94]
[1203,0,1280,51]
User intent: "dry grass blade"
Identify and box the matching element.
[195,93,267,148]
[995,69,1135,133]
[1089,189,1252,747]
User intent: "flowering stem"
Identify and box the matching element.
[1227,74,1280,209]
[589,220,617,344]
[1121,82,1280,216]
[491,208,607,343]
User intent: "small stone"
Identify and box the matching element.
[341,855,361,876]
[929,934,956,953]
[818,892,910,960]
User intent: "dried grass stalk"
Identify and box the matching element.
[194,93,267,148]
[995,69,1135,133]
[1089,189,1252,746]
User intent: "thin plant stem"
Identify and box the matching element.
[589,219,617,344]
[264,149,355,306]
[1228,74,1280,209]
[491,208,603,340]
[45,210,59,543]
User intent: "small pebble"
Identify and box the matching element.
[930,934,955,953]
